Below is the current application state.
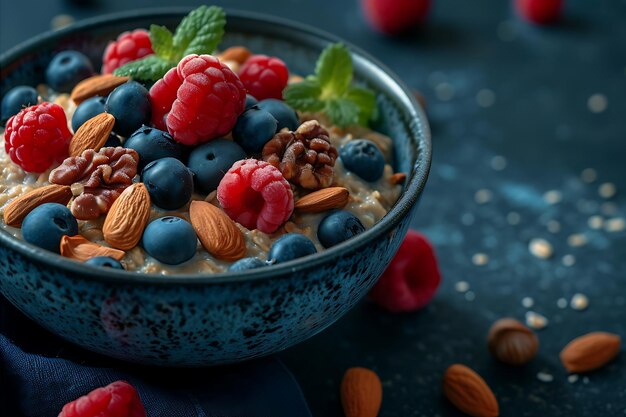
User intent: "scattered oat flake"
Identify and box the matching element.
[587,93,608,113]
[570,293,589,311]
[526,311,548,329]
[588,215,604,229]
[507,211,521,225]
[605,218,626,232]
[567,233,588,247]
[51,14,74,30]
[522,297,534,308]
[474,189,493,204]
[472,253,489,266]
[568,374,579,384]
[581,168,597,183]
[464,291,476,301]
[454,281,470,292]
[529,238,553,259]
[598,182,617,199]
[537,372,554,383]
[490,155,507,171]
[557,298,568,309]
[547,220,561,233]
[543,190,562,205]
[562,254,576,267]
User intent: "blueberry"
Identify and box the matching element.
[1,86,38,124]
[245,94,258,110]
[21,203,78,253]
[141,157,194,210]
[45,51,94,93]
[268,233,317,263]
[257,99,299,132]
[317,210,365,248]
[228,257,267,272]
[142,216,197,265]
[71,96,106,132]
[187,139,246,194]
[232,107,277,153]
[104,132,122,148]
[125,126,186,169]
[339,139,385,182]
[105,81,151,137]
[84,256,124,270]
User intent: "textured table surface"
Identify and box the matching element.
[2,0,625,416]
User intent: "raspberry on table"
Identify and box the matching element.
[102,29,154,74]
[4,102,72,173]
[239,55,289,100]
[361,0,430,35]
[217,159,294,234]
[58,380,146,417]
[369,230,441,312]
[515,0,563,24]
[149,54,247,145]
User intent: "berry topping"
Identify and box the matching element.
[361,0,430,35]
[142,216,198,265]
[1,86,38,125]
[245,93,259,110]
[4,102,72,173]
[257,99,299,132]
[232,107,278,153]
[317,210,365,248]
[124,126,186,169]
[228,257,267,272]
[239,55,289,100]
[71,96,106,132]
[58,380,146,417]
[141,157,194,210]
[515,0,563,24]
[369,230,441,312]
[339,139,385,182]
[21,203,78,253]
[85,256,125,270]
[105,81,151,137]
[187,138,246,194]
[268,233,317,263]
[45,51,95,93]
[217,159,294,234]
[149,54,246,145]
[102,29,154,74]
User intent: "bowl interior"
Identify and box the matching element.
[0,8,431,284]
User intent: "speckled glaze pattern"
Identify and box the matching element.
[0,9,431,366]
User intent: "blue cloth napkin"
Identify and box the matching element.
[0,296,312,417]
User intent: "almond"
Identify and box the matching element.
[103,183,151,250]
[189,200,246,261]
[487,318,539,365]
[389,172,407,185]
[60,234,125,261]
[340,367,382,417]
[559,331,621,373]
[443,364,499,417]
[69,112,115,157]
[70,74,130,104]
[218,46,252,65]
[3,184,72,227]
[294,187,349,213]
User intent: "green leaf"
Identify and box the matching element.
[284,80,325,112]
[346,86,377,125]
[173,5,226,57]
[325,98,360,127]
[113,55,173,81]
[315,43,353,99]
[150,24,175,61]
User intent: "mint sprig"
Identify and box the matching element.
[114,6,226,81]
[284,43,376,127]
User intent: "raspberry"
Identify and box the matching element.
[515,0,562,24]
[369,230,441,312]
[58,380,146,417]
[238,55,289,101]
[102,29,154,74]
[361,0,430,35]
[149,54,246,145]
[4,102,71,173]
[217,159,294,234]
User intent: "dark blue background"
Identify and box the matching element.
[1,0,625,415]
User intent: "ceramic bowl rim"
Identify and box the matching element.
[0,7,432,286]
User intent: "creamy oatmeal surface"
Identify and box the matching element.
[0,93,402,275]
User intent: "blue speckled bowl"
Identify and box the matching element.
[0,8,431,366]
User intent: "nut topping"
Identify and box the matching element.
[294,187,349,213]
[70,74,130,104]
[102,183,151,250]
[3,184,73,227]
[262,120,338,190]
[60,234,125,261]
[189,200,246,261]
[69,112,115,157]
[49,147,139,220]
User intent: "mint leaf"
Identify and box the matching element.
[284,80,325,112]
[346,86,377,125]
[315,43,352,98]
[150,25,175,61]
[173,5,226,57]
[325,98,360,127]
[113,55,173,81]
